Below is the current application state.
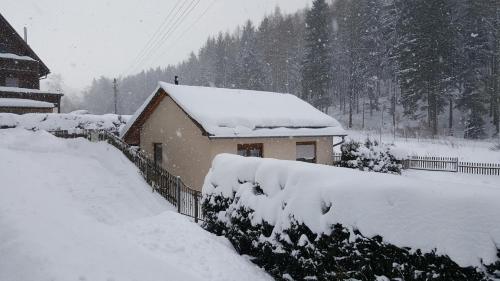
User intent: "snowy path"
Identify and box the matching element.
[0,129,272,281]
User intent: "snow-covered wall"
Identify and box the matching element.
[0,112,130,133]
[202,154,500,280]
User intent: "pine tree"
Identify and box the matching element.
[396,0,454,136]
[301,0,333,112]
[333,0,367,127]
[454,0,494,139]
[494,7,500,136]
[236,20,266,90]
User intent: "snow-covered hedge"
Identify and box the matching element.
[202,154,500,281]
[0,112,130,133]
[340,139,402,174]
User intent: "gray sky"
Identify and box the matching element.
[2,0,312,92]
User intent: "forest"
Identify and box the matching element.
[72,0,500,139]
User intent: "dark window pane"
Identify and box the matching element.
[237,143,263,158]
[296,142,316,163]
[153,143,162,164]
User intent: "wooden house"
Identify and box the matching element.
[0,12,62,114]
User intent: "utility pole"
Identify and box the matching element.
[113,78,118,114]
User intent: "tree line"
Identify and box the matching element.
[75,0,500,139]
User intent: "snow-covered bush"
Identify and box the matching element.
[340,139,402,174]
[202,154,500,281]
[0,112,130,133]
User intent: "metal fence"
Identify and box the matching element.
[49,129,204,222]
[333,152,500,176]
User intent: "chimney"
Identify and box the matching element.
[23,27,28,43]
[174,76,179,85]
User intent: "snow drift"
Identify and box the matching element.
[0,129,270,281]
[0,112,130,132]
[203,154,500,269]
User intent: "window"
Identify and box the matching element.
[0,43,7,53]
[296,142,316,163]
[237,143,263,158]
[153,143,162,164]
[5,77,19,87]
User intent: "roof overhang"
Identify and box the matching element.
[0,13,50,77]
[121,86,347,144]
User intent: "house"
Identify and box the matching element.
[0,12,62,114]
[121,82,346,190]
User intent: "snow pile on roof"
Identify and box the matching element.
[0,86,62,95]
[121,82,345,138]
[0,52,36,61]
[0,112,130,132]
[203,154,500,268]
[0,98,54,108]
[0,129,271,281]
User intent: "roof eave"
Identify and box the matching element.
[0,13,51,77]
[207,134,348,139]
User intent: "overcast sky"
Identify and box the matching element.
[2,0,312,92]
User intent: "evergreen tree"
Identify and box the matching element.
[396,0,454,135]
[235,21,266,90]
[454,0,494,139]
[301,0,333,112]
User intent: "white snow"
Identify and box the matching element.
[203,154,500,268]
[345,129,500,162]
[0,98,54,108]
[0,129,271,281]
[0,112,130,132]
[0,86,62,95]
[121,82,345,138]
[0,52,36,61]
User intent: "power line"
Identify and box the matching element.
[122,0,186,76]
[128,0,191,74]
[121,0,186,76]
[132,0,201,73]
[160,0,218,60]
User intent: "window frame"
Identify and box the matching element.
[237,143,264,158]
[153,142,163,165]
[5,77,19,87]
[296,141,317,163]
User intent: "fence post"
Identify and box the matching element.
[194,192,199,223]
[176,176,181,213]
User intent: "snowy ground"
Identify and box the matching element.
[0,129,271,281]
[343,129,500,162]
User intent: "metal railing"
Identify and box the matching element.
[49,129,204,222]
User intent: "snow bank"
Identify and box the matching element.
[0,129,271,281]
[121,82,345,138]
[203,154,500,268]
[0,98,54,108]
[0,112,130,132]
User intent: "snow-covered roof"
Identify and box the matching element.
[0,98,54,108]
[0,86,63,95]
[0,52,36,61]
[121,82,345,139]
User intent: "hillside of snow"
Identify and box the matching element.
[0,129,271,281]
